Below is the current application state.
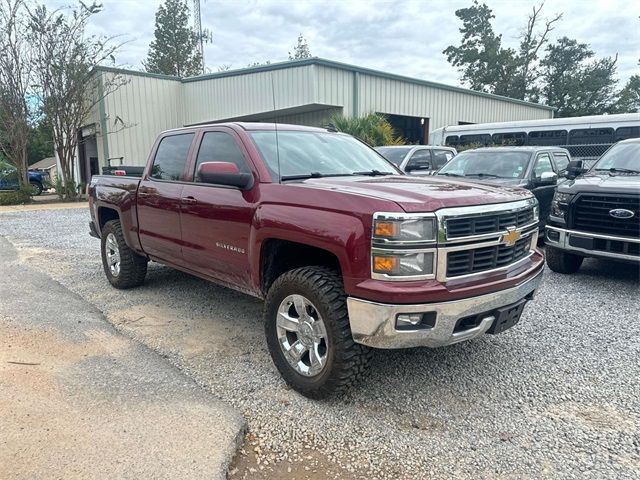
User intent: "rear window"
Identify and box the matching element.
[151,134,194,181]
[432,149,454,168]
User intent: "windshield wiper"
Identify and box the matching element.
[281,172,362,181]
[595,167,640,175]
[438,172,462,177]
[352,169,396,176]
[465,173,504,178]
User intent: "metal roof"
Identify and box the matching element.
[96,57,555,112]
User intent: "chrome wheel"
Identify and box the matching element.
[276,294,329,377]
[105,233,121,277]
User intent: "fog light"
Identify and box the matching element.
[396,312,437,330]
[547,229,560,242]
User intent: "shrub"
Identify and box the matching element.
[0,186,33,205]
[328,113,405,147]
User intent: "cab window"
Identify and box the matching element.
[432,149,454,168]
[553,152,570,173]
[151,133,194,181]
[406,150,431,171]
[533,153,554,178]
[194,132,250,182]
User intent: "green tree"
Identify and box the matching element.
[288,34,311,60]
[144,0,203,77]
[329,113,404,147]
[612,75,640,113]
[541,37,619,117]
[444,1,560,101]
[26,117,54,165]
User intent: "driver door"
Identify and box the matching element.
[180,128,258,289]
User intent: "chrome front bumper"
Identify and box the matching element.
[545,226,640,263]
[346,270,543,349]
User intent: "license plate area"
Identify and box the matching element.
[486,298,528,335]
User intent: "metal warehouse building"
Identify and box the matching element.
[78,58,554,183]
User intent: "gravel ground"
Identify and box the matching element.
[1,207,639,479]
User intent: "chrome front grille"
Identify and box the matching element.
[446,237,532,277]
[446,208,535,239]
[434,198,539,281]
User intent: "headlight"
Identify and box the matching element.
[551,192,574,218]
[372,250,435,278]
[372,215,437,244]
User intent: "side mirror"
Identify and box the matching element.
[197,162,253,189]
[566,160,584,179]
[536,171,558,185]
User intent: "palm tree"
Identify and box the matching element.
[328,113,405,146]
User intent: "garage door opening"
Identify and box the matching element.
[383,114,429,144]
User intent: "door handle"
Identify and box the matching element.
[182,196,197,204]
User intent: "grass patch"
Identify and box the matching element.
[0,187,33,206]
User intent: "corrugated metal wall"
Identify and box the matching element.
[182,65,316,125]
[99,72,183,167]
[96,63,553,169]
[352,68,551,130]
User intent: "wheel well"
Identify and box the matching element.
[261,239,341,294]
[97,207,120,232]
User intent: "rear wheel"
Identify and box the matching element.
[29,181,43,196]
[264,266,373,399]
[100,220,147,289]
[545,245,583,274]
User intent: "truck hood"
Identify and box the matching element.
[293,175,533,212]
[559,173,640,196]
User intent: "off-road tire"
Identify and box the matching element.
[29,181,43,196]
[101,219,147,289]
[545,245,583,274]
[264,266,374,399]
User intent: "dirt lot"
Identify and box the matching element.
[1,207,639,479]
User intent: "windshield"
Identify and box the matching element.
[250,131,399,180]
[375,147,412,166]
[592,143,640,172]
[437,150,531,179]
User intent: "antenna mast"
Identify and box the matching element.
[192,0,204,73]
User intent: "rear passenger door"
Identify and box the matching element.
[180,128,257,288]
[404,149,432,175]
[137,132,196,261]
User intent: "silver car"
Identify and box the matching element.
[375,145,457,175]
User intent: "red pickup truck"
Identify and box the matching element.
[88,123,544,398]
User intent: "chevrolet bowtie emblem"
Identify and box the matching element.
[501,229,521,247]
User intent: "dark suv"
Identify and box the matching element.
[545,138,640,273]
[435,146,572,229]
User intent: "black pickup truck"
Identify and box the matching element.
[545,138,640,273]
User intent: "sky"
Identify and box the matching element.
[47,0,639,88]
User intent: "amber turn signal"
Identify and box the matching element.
[373,221,398,238]
[373,255,398,273]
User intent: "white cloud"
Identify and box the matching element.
[46,0,640,86]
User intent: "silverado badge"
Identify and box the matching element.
[501,228,521,247]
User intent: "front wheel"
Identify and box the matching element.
[545,245,583,274]
[100,219,148,289]
[264,267,373,399]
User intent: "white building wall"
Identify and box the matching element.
[93,61,553,171]
[182,65,317,125]
[99,71,183,167]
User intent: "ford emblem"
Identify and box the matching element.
[609,208,635,219]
